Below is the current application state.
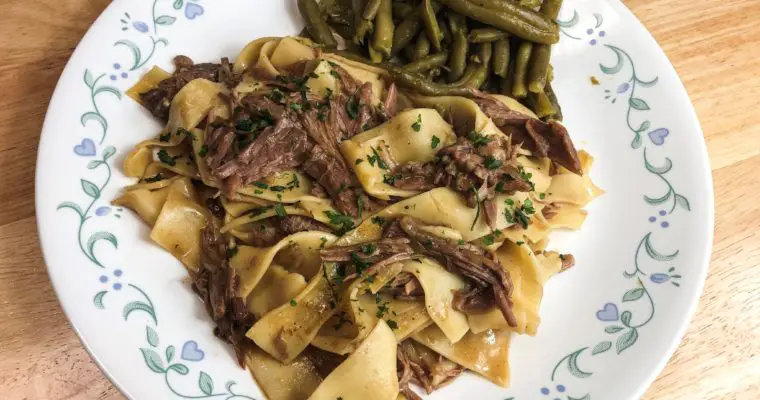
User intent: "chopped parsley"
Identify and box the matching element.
[386,320,399,330]
[539,192,546,200]
[235,118,254,131]
[355,158,364,165]
[289,103,303,112]
[158,132,171,142]
[324,211,355,235]
[371,216,385,226]
[157,149,177,166]
[505,199,535,229]
[346,93,360,120]
[484,156,503,170]
[482,229,502,245]
[367,146,388,169]
[253,181,269,189]
[143,173,164,183]
[320,237,328,249]
[198,145,209,158]
[518,166,535,190]
[289,299,297,307]
[411,114,422,132]
[274,203,287,217]
[287,174,300,189]
[269,185,287,192]
[468,131,492,147]
[317,113,327,122]
[559,254,566,261]
[516,241,524,245]
[329,69,340,79]
[458,239,466,245]
[180,128,196,141]
[268,88,284,103]
[382,174,397,185]
[431,135,440,149]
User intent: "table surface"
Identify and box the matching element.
[1,0,758,399]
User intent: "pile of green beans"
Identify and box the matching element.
[298,0,565,120]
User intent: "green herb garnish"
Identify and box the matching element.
[431,135,440,149]
[157,150,176,166]
[325,211,355,235]
[484,156,503,170]
[411,114,422,132]
[274,203,287,217]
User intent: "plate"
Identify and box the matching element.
[35,0,713,399]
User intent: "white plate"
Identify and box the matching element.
[36,0,713,399]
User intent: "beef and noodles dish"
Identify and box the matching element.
[115,28,601,400]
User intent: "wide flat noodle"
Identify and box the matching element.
[412,325,511,387]
[247,264,308,319]
[401,258,468,343]
[233,37,279,73]
[405,94,504,138]
[547,150,603,207]
[126,66,171,104]
[246,346,322,400]
[341,109,456,200]
[230,231,337,298]
[340,187,531,243]
[468,241,563,335]
[236,170,322,203]
[112,179,178,226]
[247,267,337,363]
[312,283,430,355]
[309,321,399,400]
[148,178,208,272]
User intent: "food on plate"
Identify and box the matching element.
[115,33,600,399]
[298,0,565,119]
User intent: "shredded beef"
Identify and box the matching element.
[561,253,576,272]
[320,238,414,283]
[392,136,531,228]
[192,224,255,366]
[398,216,517,327]
[471,92,582,174]
[398,340,465,396]
[278,215,332,235]
[452,285,496,314]
[140,55,224,120]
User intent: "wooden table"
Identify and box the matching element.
[0,0,757,398]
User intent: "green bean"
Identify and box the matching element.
[478,42,493,65]
[492,37,510,77]
[468,28,507,43]
[368,46,383,63]
[528,0,562,92]
[512,41,532,98]
[353,0,371,44]
[421,0,443,52]
[547,63,554,82]
[499,60,515,96]
[391,3,442,56]
[362,0,381,20]
[520,0,543,8]
[440,0,559,44]
[438,15,452,44]
[298,0,337,47]
[371,0,394,58]
[403,52,450,73]
[412,32,431,60]
[544,82,563,121]
[540,0,564,20]
[527,44,550,92]
[388,63,487,96]
[393,2,414,19]
[403,43,416,60]
[447,13,469,82]
[527,90,555,118]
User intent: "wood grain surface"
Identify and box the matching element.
[0,0,757,399]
